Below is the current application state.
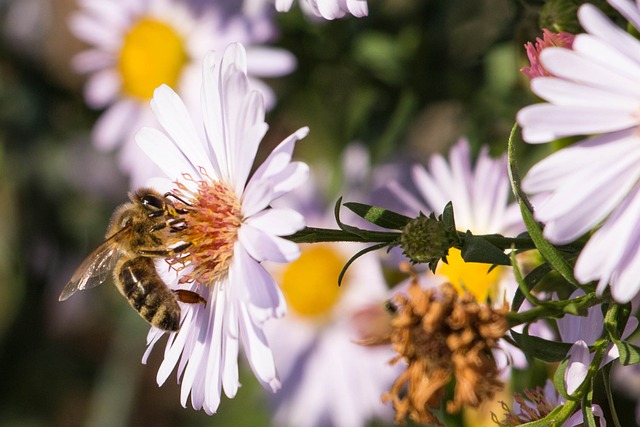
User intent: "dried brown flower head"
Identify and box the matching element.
[383,280,509,425]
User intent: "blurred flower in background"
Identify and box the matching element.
[264,144,397,427]
[274,0,368,20]
[139,43,309,414]
[69,0,296,186]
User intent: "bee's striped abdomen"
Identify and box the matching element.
[115,256,181,331]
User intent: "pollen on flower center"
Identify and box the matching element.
[167,172,242,286]
[437,248,504,302]
[280,244,347,318]
[118,18,188,100]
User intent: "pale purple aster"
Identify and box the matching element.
[137,43,309,414]
[69,0,296,186]
[275,0,368,20]
[517,0,640,302]
[265,245,397,427]
[558,289,638,395]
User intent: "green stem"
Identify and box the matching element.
[286,227,400,244]
[506,293,601,327]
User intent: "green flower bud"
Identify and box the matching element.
[539,0,581,34]
[400,214,453,269]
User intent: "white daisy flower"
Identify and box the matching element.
[264,161,397,427]
[274,0,368,20]
[516,0,640,302]
[69,0,295,185]
[266,243,397,427]
[137,43,309,414]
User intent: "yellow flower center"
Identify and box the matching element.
[118,18,188,100]
[437,248,503,302]
[280,245,346,318]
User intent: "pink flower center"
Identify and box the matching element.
[167,170,242,286]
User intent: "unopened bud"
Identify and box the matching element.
[539,0,581,34]
[400,214,452,268]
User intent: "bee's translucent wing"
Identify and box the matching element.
[58,230,126,301]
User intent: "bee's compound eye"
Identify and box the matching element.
[140,194,165,211]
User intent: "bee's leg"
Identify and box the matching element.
[138,241,192,257]
[174,289,207,307]
[150,217,188,233]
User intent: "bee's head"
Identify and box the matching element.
[133,188,167,217]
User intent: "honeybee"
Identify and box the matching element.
[59,188,206,331]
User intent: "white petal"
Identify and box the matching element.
[575,184,640,297]
[92,100,139,151]
[136,126,197,180]
[233,246,287,321]
[150,85,214,175]
[245,208,305,236]
[523,132,639,193]
[244,162,310,217]
[68,13,120,50]
[573,33,640,87]
[239,303,280,391]
[201,51,227,179]
[275,0,295,11]
[250,127,309,183]
[518,104,638,143]
[72,49,114,74]
[238,224,301,263]
[565,340,591,395]
[245,47,297,78]
[581,2,640,64]
[530,77,639,110]
[221,316,240,398]
[540,47,640,97]
[347,0,368,17]
[155,305,195,385]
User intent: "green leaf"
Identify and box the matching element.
[343,202,411,230]
[512,263,552,312]
[507,124,579,287]
[460,231,510,266]
[441,201,456,231]
[511,330,573,363]
[553,354,572,401]
[612,338,640,365]
[337,243,388,287]
[333,197,368,238]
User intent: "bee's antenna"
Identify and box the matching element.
[165,192,193,209]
